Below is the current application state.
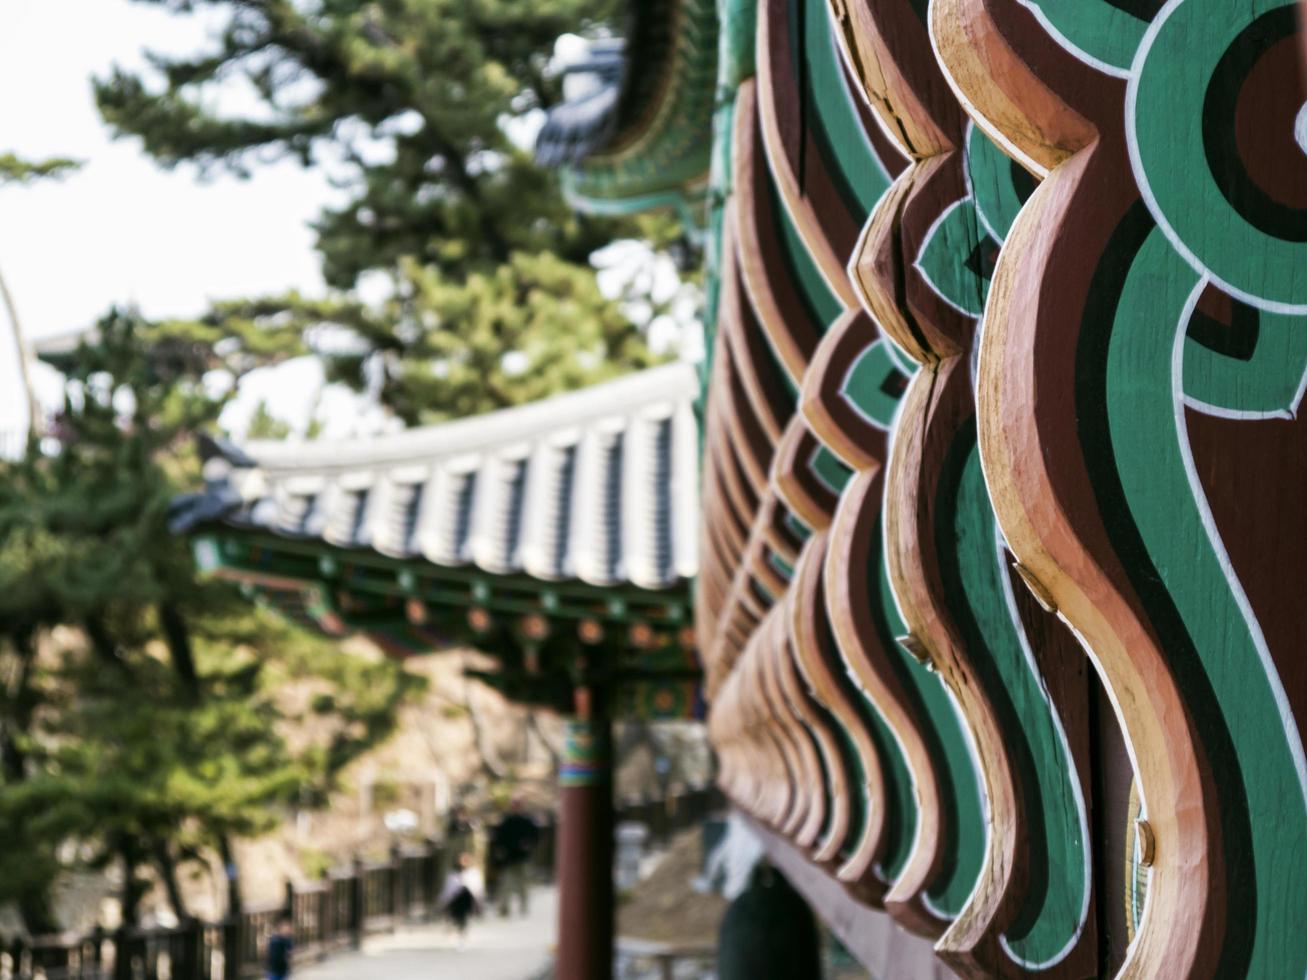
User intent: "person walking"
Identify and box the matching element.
[266,913,294,980]
[489,796,539,917]
[438,852,485,948]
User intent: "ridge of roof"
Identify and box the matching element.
[181,363,702,589]
[236,361,698,473]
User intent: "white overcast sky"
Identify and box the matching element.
[0,1,698,443]
[0,0,341,437]
[0,0,333,337]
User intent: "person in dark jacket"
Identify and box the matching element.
[266,913,294,980]
[489,797,539,916]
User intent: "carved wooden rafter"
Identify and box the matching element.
[935,1,1307,976]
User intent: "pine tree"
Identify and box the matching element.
[0,310,422,929]
[219,252,659,425]
[93,0,671,422]
[0,153,79,185]
[94,0,623,285]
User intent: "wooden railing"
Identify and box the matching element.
[0,787,719,980]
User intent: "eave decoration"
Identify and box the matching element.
[535,0,719,224]
[686,0,1307,976]
[173,365,704,721]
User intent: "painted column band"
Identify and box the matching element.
[561,719,612,786]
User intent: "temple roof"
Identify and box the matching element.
[534,0,717,216]
[534,38,627,169]
[174,363,700,591]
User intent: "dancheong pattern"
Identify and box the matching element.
[696,0,1307,975]
[180,0,1307,972]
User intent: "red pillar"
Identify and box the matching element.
[555,699,613,980]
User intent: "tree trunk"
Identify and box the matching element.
[2,630,60,936]
[461,678,505,780]
[217,834,243,918]
[83,616,131,675]
[119,839,147,929]
[157,602,200,702]
[152,838,189,922]
[526,710,561,769]
[17,888,59,938]
[1,630,36,783]
[157,602,236,925]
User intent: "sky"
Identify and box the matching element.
[0,0,340,438]
[0,1,700,445]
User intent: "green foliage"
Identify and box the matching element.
[10,652,298,859]
[0,310,420,926]
[299,846,335,881]
[368,778,403,810]
[0,312,212,629]
[0,153,80,185]
[97,0,674,422]
[211,602,425,800]
[96,0,626,287]
[229,253,663,425]
[245,401,292,440]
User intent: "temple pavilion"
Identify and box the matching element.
[160,0,1307,975]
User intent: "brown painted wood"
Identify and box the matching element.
[733,80,822,383]
[934,5,1223,976]
[556,715,615,980]
[852,151,973,363]
[720,206,794,444]
[826,466,948,937]
[969,134,1218,980]
[760,495,805,565]
[756,0,861,307]
[757,609,816,837]
[829,0,961,158]
[826,2,1104,972]
[884,356,1022,973]
[801,306,892,471]
[928,0,1102,177]
[773,416,839,530]
[788,532,890,907]
[775,628,844,854]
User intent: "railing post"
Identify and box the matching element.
[177,916,201,980]
[222,916,242,980]
[422,839,439,919]
[30,935,73,979]
[388,844,403,927]
[112,927,132,980]
[535,818,556,879]
[348,857,364,949]
[317,886,328,950]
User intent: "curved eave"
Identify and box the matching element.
[538,0,718,215]
[175,364,702,593]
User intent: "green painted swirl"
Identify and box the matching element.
[1103,225,1307,977]
[942,427,1089,966]
[871,526,986,916]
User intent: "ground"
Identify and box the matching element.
[617,826,725,949]
[297,883,555,980]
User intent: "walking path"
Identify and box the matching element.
[298,884,556,980]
